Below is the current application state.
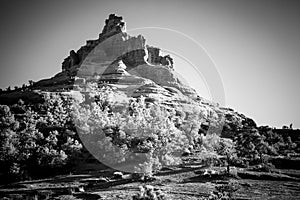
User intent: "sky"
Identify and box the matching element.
[0,0,299,128]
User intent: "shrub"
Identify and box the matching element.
[214,181,239,199]
[234,128,272,165]
[132,185,168,200]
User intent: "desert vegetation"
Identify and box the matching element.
[1,85,299,187]
[0,95,82,183]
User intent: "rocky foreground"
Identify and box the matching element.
[1,157,300,200]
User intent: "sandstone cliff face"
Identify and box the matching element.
[130,64,197,97]
[60,14,174,79]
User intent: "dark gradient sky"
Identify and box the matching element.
[0,0,300,128]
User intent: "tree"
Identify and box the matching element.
[0,105,20,181]
[28,80,35,87]
[0,95,83,183]
[217,138,236,174]
[234,128,274,165]
[72,95,189,175]
[180,109,204,147]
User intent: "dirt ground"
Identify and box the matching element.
[1,163,300,200]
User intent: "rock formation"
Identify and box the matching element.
[100,14,126,38]
[0,13,258,137]
[68,14,255,137]
[60,14,174,80]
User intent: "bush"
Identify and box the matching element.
[132,185,168,200]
